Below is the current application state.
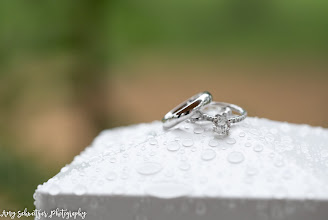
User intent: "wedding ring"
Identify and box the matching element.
[198,102,247,135]
[162,91,212,129]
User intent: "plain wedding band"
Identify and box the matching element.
[162,91,212,129]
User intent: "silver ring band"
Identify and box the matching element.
[200,102,247,124]
[198,102,247,135]
[162,91,212,129]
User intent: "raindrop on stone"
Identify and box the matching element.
[265,134,275,142]
[239,132,246,137]
[182,139,194,147]
[110,157,117,163]
[145,183,192,199]
[137,162,163,175]
[246,167,258,176]
[60,166,69,173]
[253,144,264,152]
[201,149,216,161]
[227,152,245,164]
[208,139,219,147]
[167,142,180,151]
[180,155,187,161]
[179,162,191,171]
[49,184,61,196]
[73,184,87,196]
[274,159,285,167]
[194,127,204,134]
[226,138,236,145]
[149,138,158,145]
[121,173,129,180]
[244,142,252,147]
[184,124,191,129]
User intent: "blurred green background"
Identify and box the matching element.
[1,0,328,216]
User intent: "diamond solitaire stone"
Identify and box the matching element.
[213,113,231,135]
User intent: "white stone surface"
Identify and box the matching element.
[34,117,328,220]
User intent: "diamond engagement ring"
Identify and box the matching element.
[197,102,247,135]
[162,92,247,135]
[162,91,212,129]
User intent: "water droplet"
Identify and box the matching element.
[180,155,187,161]
[179,149,185,155]
[61,166,69,173]
[226,138,236,145]
[149,138,158,145]
[246,167,258,176]
[106,171,117,181]
[274,159,285,167]
[239,132,246,137]
[250,129,260,136]
[227,152,245,164]
[145,183,192,199]
[137,162,163,175]
[49,184,60,196]
[208,139,219,147]
[179,162,191,171]
[120,145,126,152]
[194,127,204,134]
[191,147,197,152]
[201,149,216,161]
[110,157,117,163]
[244,142,252,147]
[265,134,275,142]
[74,185,87,195]
[321,149,328,158]
[121,173,129,180]
[184,123,191,129]
[182,139,194,147]
[282,135,293,144]
[253,144,264,152]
